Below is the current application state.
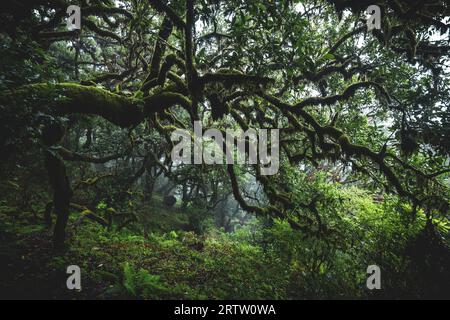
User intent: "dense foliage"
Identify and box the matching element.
[0,0,449,299]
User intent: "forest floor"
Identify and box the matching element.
[0,197,203,299]
[0,198,288,300]
[0,219,78,299]
[2,198,449,299]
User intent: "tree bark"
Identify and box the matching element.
[42,123,73,249]
[44,150,73,248]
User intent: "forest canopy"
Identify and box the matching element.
[0,0,449,300]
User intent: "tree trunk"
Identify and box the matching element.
[144,172,155,201]
[45,150,73,248]
[44,201,53,227]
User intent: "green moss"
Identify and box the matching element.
[1,83,144,127]
[143,91,192,114]
[338,134,350,146]
[1,83,195,126]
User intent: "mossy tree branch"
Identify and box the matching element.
[147,0,186,30]
[143,17,174,89]
[1,83,192,128]
[1,83,144,128]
